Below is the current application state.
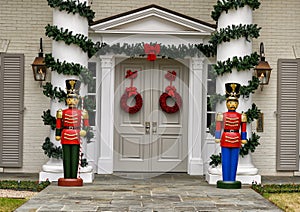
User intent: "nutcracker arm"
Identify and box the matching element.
[215,113,223,141]
[55,109,62,140]
[241,113,247,142]
[82,109,90,127]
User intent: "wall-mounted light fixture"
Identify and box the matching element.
[254,42,272,91]
[31,38,46,86]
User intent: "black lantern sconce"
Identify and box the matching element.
[254,42,272,91]
[32,38,47,86]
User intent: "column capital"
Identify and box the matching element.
[100,55,114,68]
[191,57,205,71]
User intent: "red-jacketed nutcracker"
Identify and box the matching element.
[215,83,247,189]
[55,79,89,186]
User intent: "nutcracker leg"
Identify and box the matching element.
[70,145,80,178]
[62,145,71,178]
[230,148,240,181]
[221,147,230,181]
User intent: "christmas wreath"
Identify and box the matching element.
[159,71,182,113]
[120,70,143,114]
[120,92,143,114]
[159,91,182,113]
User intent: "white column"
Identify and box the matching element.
[97,55,115,174]
[40,0,93,183]
[188,57,205,175]
[206,6,261,184]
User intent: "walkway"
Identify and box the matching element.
[13,173,283,211]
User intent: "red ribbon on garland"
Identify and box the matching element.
[144,43,160,61]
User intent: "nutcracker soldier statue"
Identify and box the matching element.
[215,83,247,189]
[55,79,89,186]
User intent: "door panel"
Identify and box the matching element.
[114,58,188,172]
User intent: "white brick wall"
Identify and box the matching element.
[1,0,300,175]
[0,0,52,173]
[252,0,300,175]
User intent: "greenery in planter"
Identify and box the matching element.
[252,184,300,194]
[0,180,50,192]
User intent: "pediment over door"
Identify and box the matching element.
[90,4,216,36]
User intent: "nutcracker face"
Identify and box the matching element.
[66,97,79,108]
[226,99,239,111]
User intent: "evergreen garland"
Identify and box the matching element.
[42,137,62,159]
[211,0,261,21]
[240,76,260,98]
[97,42,202,58]
[45,24,106,58]
[45,54,94,86]
[212,24,261,44]
[244,103,261,123]
[41,110,56,130]
[196,43,216,58]
[47,0,95,23]
[213,52,259,76]
[43,82,67,103]
[240,132,261,157]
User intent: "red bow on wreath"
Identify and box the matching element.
[144,43,160,61]
[125,70,138,79]
[126,86,137,97]
[165,71,177,81]
[165,85,176,97]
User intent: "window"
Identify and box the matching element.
[206,64,216,132]
[87,62,97,127]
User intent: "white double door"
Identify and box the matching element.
[114,58,189,172]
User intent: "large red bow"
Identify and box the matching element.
[165,71,177,81]
[165,86,176,97]
[144,44,160,61]
[125,70,138,79]
[126,86,137,97]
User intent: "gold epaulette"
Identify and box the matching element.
[216,112,223,122]
[56,109,62,119]
[241,113,247,123]
[82,109,89,119]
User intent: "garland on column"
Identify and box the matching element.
[47,0,95,23]
[41,0,102,162]
[206,0,262,167]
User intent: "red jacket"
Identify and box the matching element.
[215,111,247,148]
[56,108,89,145]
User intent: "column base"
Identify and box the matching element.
[217,180,241,189]
[58,178,83,187]
[206,173,261,185]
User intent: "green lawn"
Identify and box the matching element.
[0,197,28,212]
[252,184,300,211]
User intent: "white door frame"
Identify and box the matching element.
[96,55,206,175]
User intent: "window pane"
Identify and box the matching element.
[207,113,215,130]
[207,80,216,95]
[88,62,96,77]
[88,79,96,93]
[88,111,96,126]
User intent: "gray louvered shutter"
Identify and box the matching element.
[0,53,24,167]
[277,59,300,170]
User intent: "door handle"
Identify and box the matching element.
[145,122,150,134]
[152,122,157,134]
